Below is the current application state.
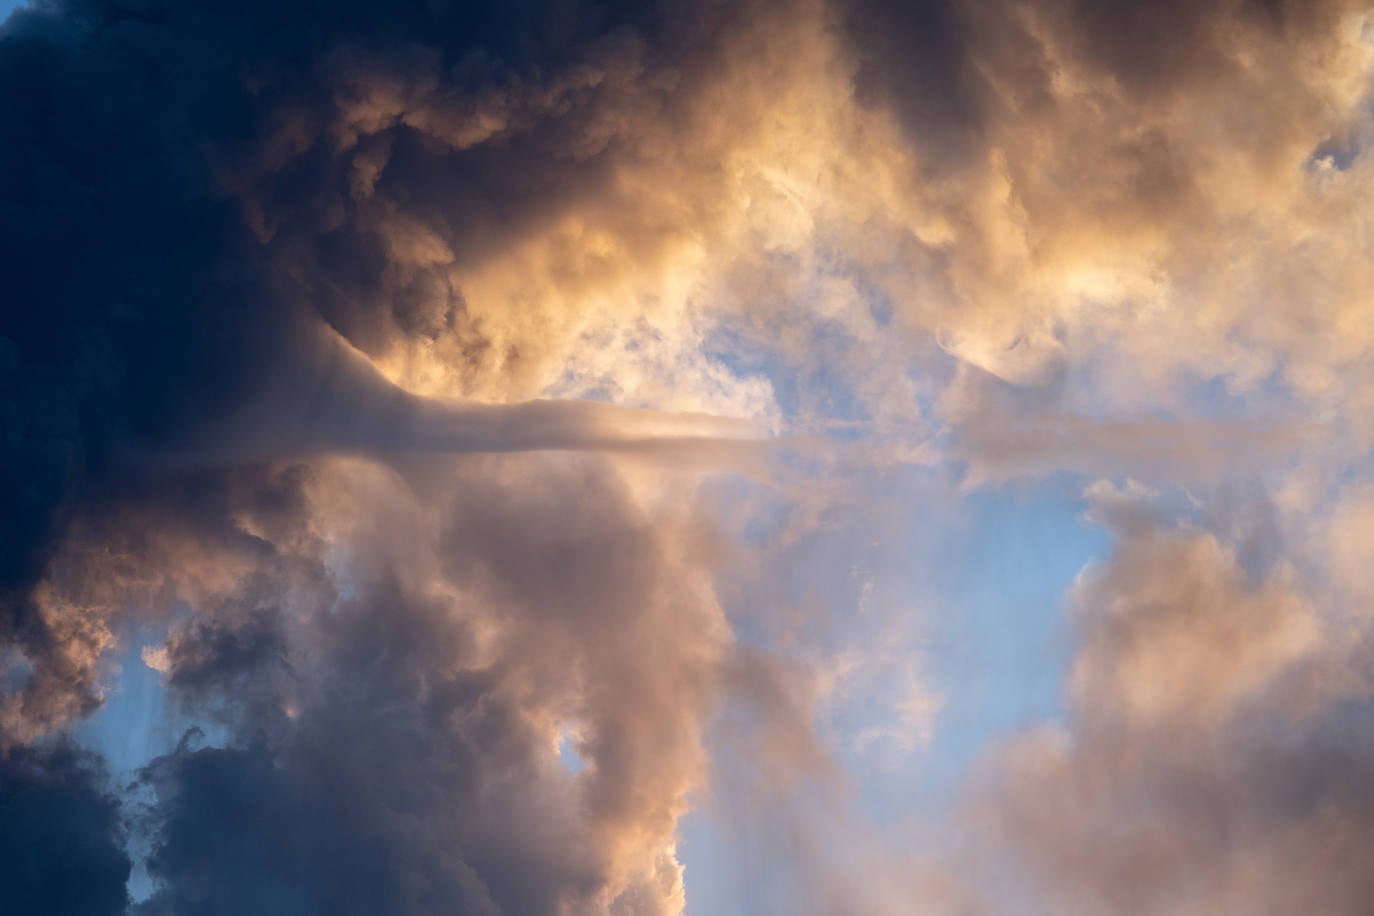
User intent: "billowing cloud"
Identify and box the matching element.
[0,741,131,915]
[5,0,1374,912]
[112,453,730,914]
[962,482,1374,915]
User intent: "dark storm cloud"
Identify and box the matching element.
[1,0,310,712]
[838,0,1360,139]
[0,0,760,742]
[0,741,131,915]
[840,0,986,158]
[133,581,587,916]
[0,1,753,907]
[0,0,756,601]
[1042,0,1355,96]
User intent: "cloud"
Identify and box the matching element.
[111,454,726,914]
[831,0,1374,416]
[965,482,1374,915]
[0,741,131,916]
[0,0,771,743]
[5,0,1374,912]
[0,1,797,908]
[944,366,1316,487]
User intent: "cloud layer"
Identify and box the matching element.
[4,0,1374,912]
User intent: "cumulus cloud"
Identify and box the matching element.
[110,453,729,914]
[963,482,1374,915]
[5,0,1374,912]
[0,2,769,909]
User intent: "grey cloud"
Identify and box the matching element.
[0,0,762,745]
[967,485,1374,915]
[1,0,769,906]
[0,741,131,916]
[118,453,724,914]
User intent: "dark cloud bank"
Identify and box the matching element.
[1,0,1371,913]
[1,1,744,911]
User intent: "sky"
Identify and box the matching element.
[3,0,1374,914]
